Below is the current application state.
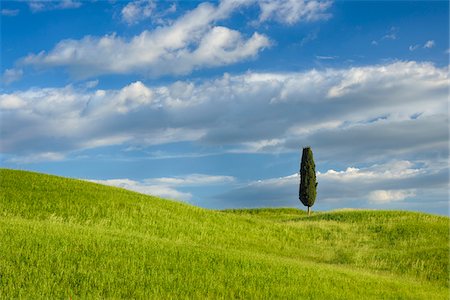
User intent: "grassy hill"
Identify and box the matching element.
[0,168,448,299]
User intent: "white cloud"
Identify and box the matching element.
[424,40,435,49]
[237,139,285,153]
[145,174,235,186]
[410,40,436,51]
[114,81,153,113]
[1,9,19,16]
[317,161,421,182]
[121,0,155,25]
[367,189,416,204]
[166,3,176,14]
[83,80,99,89]
[89,173,235,201]
[2,68,23,84]
[23,4,270,78]
[7,152,65,164]
[20,0,333,78]
[1,62,447,166]
[28,0,82,12]
[316,55,337,60]
[257,0,332,24]
[0,94,26,110]
[89,178,193,201]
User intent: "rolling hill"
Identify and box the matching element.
[0,168,448,299]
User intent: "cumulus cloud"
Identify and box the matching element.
[367,189,416,204]
[0,62,447,167]
[318,161,421,182]
[21,1,270,78]
[20,0,333,78]
[121,0,155,25]
[0,94,26,110]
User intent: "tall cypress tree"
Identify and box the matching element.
[299,147,317,215]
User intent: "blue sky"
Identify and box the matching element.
[1,0,448,215]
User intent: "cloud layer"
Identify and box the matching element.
[1,61,448,167]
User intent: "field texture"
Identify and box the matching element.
[0,169,448,298]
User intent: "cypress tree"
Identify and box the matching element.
[299,147,317,215]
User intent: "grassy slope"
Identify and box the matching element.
[0,169,448,299]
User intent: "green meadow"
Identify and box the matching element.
[0,168,448,298]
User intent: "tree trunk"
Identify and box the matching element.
[307,206,310,216]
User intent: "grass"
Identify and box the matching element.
[0,168,449,298]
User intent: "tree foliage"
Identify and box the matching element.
[299,147,317,215]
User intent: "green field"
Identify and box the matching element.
[0,168,449,299]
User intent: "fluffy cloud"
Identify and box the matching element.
[20,0,332,78]
[0,94,26,110]
[1,61,447,166]
[22,1,270,78]
[121,0,156,25]
[367,189,416,204]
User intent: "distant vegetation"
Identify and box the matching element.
[0,169,448,299]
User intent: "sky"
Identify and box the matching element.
[0,0,448,215]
